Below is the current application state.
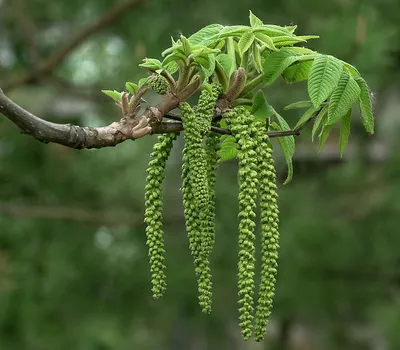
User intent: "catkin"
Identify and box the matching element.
[149,74,169,94]
[226,106,258,340]
[254,122,280,341]
[144,132,178,298]
[197,84,221,256]
[180,102,213,313]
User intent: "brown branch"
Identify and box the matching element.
[1,0,144,91]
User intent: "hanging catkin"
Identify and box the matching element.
[253,121,280,341]
[226,106,258,340]
[180,102,213,313]
[197,84,221,256]
[144,132,178,298]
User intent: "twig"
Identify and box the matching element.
[1,0,144,91]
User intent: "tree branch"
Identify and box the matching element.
[0,87,303,150]
[1,0,144,91]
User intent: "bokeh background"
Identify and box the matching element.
[1,0,400,349]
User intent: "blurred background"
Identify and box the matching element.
[1,0,400,349]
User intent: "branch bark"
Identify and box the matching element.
[1,0,144,91]
[0,89,302,150]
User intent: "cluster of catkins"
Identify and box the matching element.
[144,83,280,341]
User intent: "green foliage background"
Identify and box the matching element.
[1,0,400,349]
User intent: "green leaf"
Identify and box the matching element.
[339,108,352,157]
[271,112,295,184]
[254,32,277,51]
[139,58,163,70]
[312,103,329,141]
[101,90,121,101]
[254,25,294,37]
[284,100,313,110]
[138,77,149,88]
[188,24,223,45]
[308,55,344,108]
[226,37,237,72]
[270,121,294,184]
[294,105,318,129]
[216,54,234,77]
[249,10,263,27]
[263,49,299,85]
[252,43,263,73]
[318,123,334,151]
[180,35,192,56]
[164,61,179,74]
[216,25,250,39]
[327,72,360,125]
[125,82,138,95]
[287,47,316,54]
[238,31,255,56]
[283,60,312,83]
[342,61,360,77]
[251,90,274,120]
[194,54,212,69]
[217,135,237,161]
[273,35,318,47]
[355,77,374,134]
[162,52,187,66]
[285,25,297,33]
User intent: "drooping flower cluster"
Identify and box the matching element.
[225,106,259,340]
[143,89,280,342]
[254,122,280,341]
[144,132,178,298]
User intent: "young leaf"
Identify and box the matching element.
[339,108,352,157]
[355,77,374,134]
[312,103,329,141]
[249,10,263,27]
[217,135,237,161]
[342,61,360,77]
[216,54,234,77]
[252,43,263,73]
[226,37,237,72]
[327,72,360,125]
[238,30,255,56]
[284,100,313,110]
[125,82,138,95]
[101,90,121,101]
[188,24,224,45]
[162,52,187,66]
[283,60,312,83]
[254,32,277,51]
[217,25,250,38]
[293,105,318,129]
[270,121,294,184]
[308,54,344,108]
[138,77,149,88]
[318,123,334,151]
[251,90,274,120]
[263,49,299,85]
[253,25,294,37]
[139,58,163,70]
